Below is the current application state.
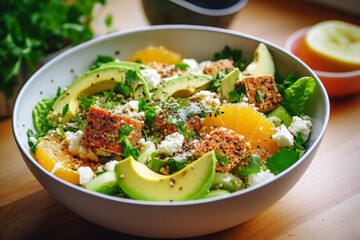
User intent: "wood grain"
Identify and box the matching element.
[1,0,360,239]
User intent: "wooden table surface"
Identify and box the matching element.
[1,0,360,239]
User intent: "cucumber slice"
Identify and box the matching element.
[267,106,292,127]
[85,171,118,195]
[203,189,230,199]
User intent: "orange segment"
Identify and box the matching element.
[201,104,279,160]
[35,135,79,184]
[129,46,181,65]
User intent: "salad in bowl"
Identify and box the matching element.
[27,43,316,202]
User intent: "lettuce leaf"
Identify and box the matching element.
[283,77,316,116]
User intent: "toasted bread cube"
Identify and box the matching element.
[203,59,235,75]
[82,105,144,155]
[243,75,282,112]
[194,127,250,173]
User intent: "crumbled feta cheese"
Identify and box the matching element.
[140,69,161,89]
[114,100,145,121]
[182,58,202,74]
[104,160,119,172]
[243,96,249,102]
[62,130,98,162]
[288,116,312,142]
[137,138,156,163]
[97,165,104,172]
[173,154,190,162]
[77,166,94,185]
[158,132,184,155]
[272,124,294,147]
[248,169,275,187]
[191,90,221,108]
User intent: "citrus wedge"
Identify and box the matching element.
[299,20,360,72]
[129,46,181,65]
[35,135,80,184]
[201,104,279,160]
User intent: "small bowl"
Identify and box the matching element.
[142,0,248,28]
[13,25,329,238]
[285,27,360,98]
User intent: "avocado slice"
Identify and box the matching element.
[245,43,275,76]
[48,65,150,125]
[85,171,118,195]
[152,74,213,101]
[267,105,293,127]
[114,151,217,201]
[220,68,240,101]
[99,61,149,71]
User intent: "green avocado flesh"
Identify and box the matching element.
[114,151,217,201]
[267,105,293,127]
[245,43,275,76]
[152,74,213,101]
[220,68,240,101]
[99,61,149,71]
[85,171,118,195]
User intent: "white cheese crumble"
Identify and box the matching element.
[29,136,37,145]
[272,124,294,147]
[140,69,161,89]
[191,90,221,108]
[77,166,95,185]
[114,100,145,121]
[157,132,185,155]
[62,130,98,162]
[104,160,119,172]
[288,116,312,142]
[182,58,202,74]
[248,169,275,187]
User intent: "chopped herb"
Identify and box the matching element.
[62,104,69,117]
[90,55,115,70]
[138,98,156,127]
[214,151,230,166]
[265,148,300,175]
[27,129,46,153]
[114,83,131,98]
[256,90,264,103]
[174,62,190,70]
[125,69,137,90]
[107,136,112,141]
[237,154,262,176]
[213,45,248,71]
[118,123,133,137]
[79,96,96,111]
[151,132,163,143]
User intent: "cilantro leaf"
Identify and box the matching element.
[214,151,230,166]
[114,83,131,98]
[138,98,156,127]
[27,129,46,153]
[175,62,190,70]
[213,45,248,71]
[90,55,115,70]
[118,123,133,137]
[237,154,262,176]
[62,103,69,117]
[265,148,300,175]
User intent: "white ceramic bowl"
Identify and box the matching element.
[12,25,330,238]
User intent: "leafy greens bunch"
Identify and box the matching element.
[0,0,108,98]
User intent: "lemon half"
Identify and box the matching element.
[300,20,360,72]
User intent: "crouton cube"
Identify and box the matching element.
[82,105,144,155]
[194,127,250,173]
[242,75,282,112]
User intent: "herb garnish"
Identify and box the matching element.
[256,90,264,103]
[214,151,230,166]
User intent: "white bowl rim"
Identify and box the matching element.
[284,26,360,78]
[12,24,330,207]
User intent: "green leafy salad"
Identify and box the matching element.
[27,44,316,201]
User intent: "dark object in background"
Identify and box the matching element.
[142,0,248,28]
